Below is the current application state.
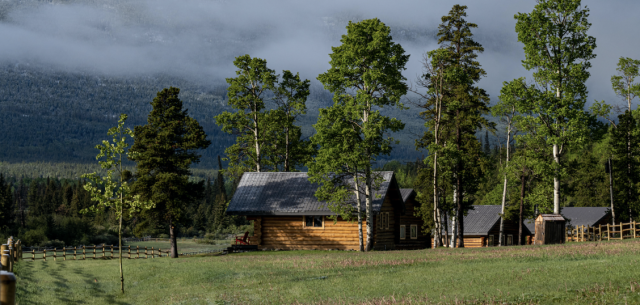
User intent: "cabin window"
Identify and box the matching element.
[400,225,406,239]
[488,235,494,247]
[410,225,418,239]
[304,216,323,228]
[378,212,390,230]
[507,235,513,246]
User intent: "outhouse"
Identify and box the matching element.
[534,214,566,245]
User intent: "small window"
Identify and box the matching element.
[378,212,390,230]
[304,216,323,228]
[400,225,406,239]
[385,212,390,230]
[507,235,513,246]
[410,225,418,239]
[488,235,494,247]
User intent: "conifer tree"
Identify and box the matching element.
[130,87,211,258]
[435,5,492,247]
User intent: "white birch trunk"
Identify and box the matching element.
[365,166,374,251]
[354,172,364,252]
[499,123,511,246]
[450,185,458,248]
[553,144,560,214]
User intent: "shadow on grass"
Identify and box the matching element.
[15,261,131,305]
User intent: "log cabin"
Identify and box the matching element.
[226,172,429,250]
[432,205,533,247]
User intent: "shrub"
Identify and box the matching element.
[22,229,48,247]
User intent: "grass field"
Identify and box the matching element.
[12,239,640,304]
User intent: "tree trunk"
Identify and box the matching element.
[553,144,560,214]
[432,151,441,248]
[354,171,364,252]
[450,210,457,248]
[499,125,511,246]
[254,111,261,172]
[118,210,124,294]
[169,217,178,258]
[364,166,374,251]
[609,158,616,225]
[498,176,507,246]
[519,171,525,246]
[455,110,464,248]
[284,125,290,172]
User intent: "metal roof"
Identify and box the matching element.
[560,207,610,228]
[525,207,610,233]
[462,205,502,235]
[536,214,566,222]
[442,205,532,236]
[226,171,395,216]
[400,188,416,203]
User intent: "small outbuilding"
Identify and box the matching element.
[534,214,566,245]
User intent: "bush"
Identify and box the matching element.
[51,216,95,246]
[22,229,48,247]
[90,234,119,246]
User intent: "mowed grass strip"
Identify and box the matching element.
[13,239,640,304]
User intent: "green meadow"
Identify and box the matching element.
[12,239,640,304]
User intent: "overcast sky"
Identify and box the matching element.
[0,0,639,108]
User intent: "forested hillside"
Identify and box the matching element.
[0,65,424,168]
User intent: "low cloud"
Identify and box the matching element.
[0,0,638,106]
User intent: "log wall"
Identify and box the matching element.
[251,216,367,250]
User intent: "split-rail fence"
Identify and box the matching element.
[566,221,640,242]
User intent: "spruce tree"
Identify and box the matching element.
[435,5,492,247]
[130,87,211,258]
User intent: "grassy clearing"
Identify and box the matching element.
[13,239,640,304]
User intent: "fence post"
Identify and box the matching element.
[54,248,57,262]
[145,247,147,259]
[128,246,131,259]
[102,245,105,259]
[43,249,46,262]
[159,248,161,258]
[607,224,610,241]
[0,245,7,271]
[621,223,624,240]
[0,271,17,305]
[32,249,35,261]
[634,221,637,239]
[136,246,139,259]
[63,247,66,261]
[74,247,77,260]
[14,241,20,262]
[82,246,86,260]
[152,247,154,258]
[93,245,96,259]
[599,224,602,241]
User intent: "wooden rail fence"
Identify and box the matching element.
[566,221,640,242]
[21,245,171,261]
